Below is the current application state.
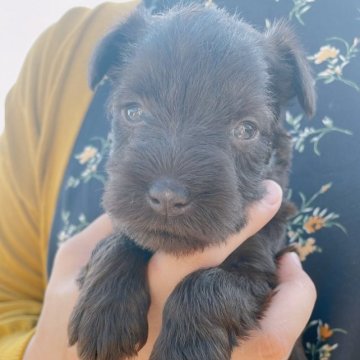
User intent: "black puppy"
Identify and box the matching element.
[68,4,315,360]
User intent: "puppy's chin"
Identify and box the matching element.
[113,216,247,254]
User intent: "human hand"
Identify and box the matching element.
[23,180,315,360]
[137,180,316,359]
[231,252,316,359]
[23,215,113,360]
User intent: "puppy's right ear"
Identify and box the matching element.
[89,8,150,90]
[264,21,316,118]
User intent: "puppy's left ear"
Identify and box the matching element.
[265,21,316,117]
[89,8,151,90]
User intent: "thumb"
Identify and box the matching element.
[261,252,317,338]
[233,253,316,360]
[258,252,316,359]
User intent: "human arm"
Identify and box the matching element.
[0,28,51,360]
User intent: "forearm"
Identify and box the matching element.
[22,282,78,360]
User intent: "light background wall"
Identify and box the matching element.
[0,0,127,135]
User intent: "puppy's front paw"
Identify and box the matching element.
[150,322,233,360]
[68,235,152,360]
[69,283,150,360]
[150,268,252,360]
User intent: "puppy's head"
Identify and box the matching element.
[91,5,315,253]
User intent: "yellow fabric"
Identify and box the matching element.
[0,1,139,358]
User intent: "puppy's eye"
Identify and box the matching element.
[232,120,258,140]
[123,103,144,124]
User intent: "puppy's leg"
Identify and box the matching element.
[150,235,277,360]
[68,234,152,360]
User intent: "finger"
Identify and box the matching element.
[234,253,316,360]
[66,214,113,250]
[52,214,113,279]
[261,252,316,341]
[65,214,112,256]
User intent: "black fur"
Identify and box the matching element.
[68,4,315,360]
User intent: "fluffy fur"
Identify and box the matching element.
[68,4,315,360]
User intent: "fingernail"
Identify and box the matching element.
[263,180,282,205]
[288,252,302,269]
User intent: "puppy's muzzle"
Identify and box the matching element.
[147,177,191,216]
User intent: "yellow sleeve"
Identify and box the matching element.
[0,19,56,359]
[0,2,139,359]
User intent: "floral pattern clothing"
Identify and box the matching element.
[47,1,360,359]
[47,81,111,268]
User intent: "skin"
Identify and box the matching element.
[24,180,316,360]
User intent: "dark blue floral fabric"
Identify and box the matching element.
[47,80,112,272]
[48,1,360,359]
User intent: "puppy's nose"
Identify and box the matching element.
[147,178,190,216]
